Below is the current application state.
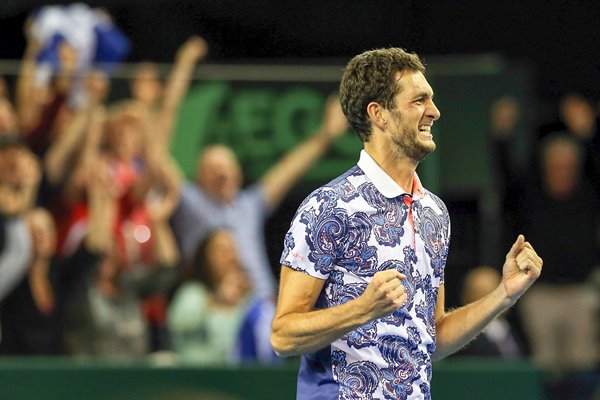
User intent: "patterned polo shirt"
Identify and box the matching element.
[280,150,451,400]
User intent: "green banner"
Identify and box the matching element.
[171,81,361,183]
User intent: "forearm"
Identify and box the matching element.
[79,109,105,176]
[261,131,332,208]
[159,52,200,145]
[85,187,115,254]
[271,297,370,357]
[16,46,42,134]
[162,58,196,115]
[28,257,54,314]
[150,220,180,267]
[45,108,90,183]
[20,181,39,211]
[433,285,512,360]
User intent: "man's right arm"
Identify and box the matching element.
[270,266,407,357]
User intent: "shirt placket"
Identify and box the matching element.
[402,194,415,250]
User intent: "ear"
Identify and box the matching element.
[366,101,387,131]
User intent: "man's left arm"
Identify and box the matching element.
[432,235,542,360]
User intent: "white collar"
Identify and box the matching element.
[357,150,425,199]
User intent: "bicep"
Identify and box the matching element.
[274,266,326,320]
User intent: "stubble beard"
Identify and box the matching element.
[390,111,436,163]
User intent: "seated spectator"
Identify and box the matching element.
[168,229,278,365]
[491,122,600,398]
[517,135,600,399]
[537,93,600,193]
[453,266,522,360]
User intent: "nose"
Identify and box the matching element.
[428,100,441,121]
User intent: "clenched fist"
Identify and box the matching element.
[502,234,543,302]
[358,269,407,320]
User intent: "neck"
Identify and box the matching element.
[364,141,418,193]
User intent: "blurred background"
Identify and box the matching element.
[0,1,598,399]
[2,0,600,101]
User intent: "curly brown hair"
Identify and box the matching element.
[339,48,425,142]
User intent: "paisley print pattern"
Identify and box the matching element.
[281,232,294,262]
[281,161,450,399]
[378,336,424,400]
[360,183,408,247]
[300,192,378,276]
[328,271,377,348]
[413,198,450,281]
[333,350,382,400]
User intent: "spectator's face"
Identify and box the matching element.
[205,231,251,304]
[206,231,241,282]
[107,115,144,162]
[560,95,596,138]
[0,145,23,185]
[131,67,162,106]
[543,142,580,199]
[197,146,242,203]
[84,70,110,103]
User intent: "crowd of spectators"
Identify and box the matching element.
[481,94,600,399]
[0,4,350,367]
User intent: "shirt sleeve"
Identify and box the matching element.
[437,197,451,286]
[280,187,343,280]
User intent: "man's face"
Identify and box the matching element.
[385,71,441,162]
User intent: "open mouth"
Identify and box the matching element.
[418,126,432,136]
